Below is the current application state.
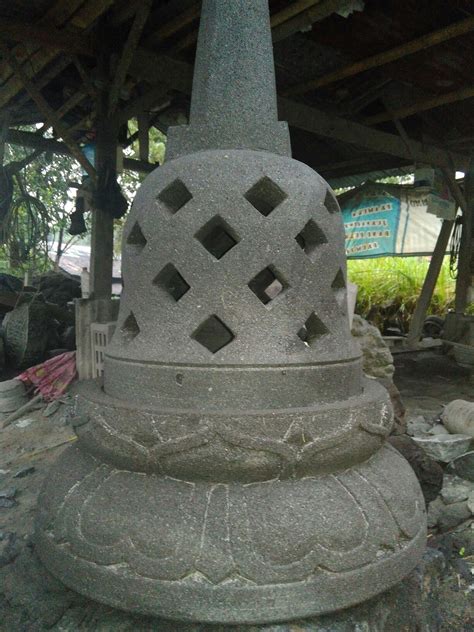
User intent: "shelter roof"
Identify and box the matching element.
[1,0,473,182]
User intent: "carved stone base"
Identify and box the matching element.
[36,443,426,624]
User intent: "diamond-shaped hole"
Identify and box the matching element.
[297,312,330,346]
[324,189,340,214]
[195,216,239,260]
[192,315,235,354]
[121,311,140,341]
[331,268,346,307]
[244,176,287,217]
[126,222,147,254]
[248,265,289,306]
[157,178,192,214]
[295,219,328,261]
[153,263,190,302]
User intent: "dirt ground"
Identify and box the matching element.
[0,349,473,631]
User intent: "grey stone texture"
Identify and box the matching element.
[413,434,472,463]
[351,315,394,380]
[448,451,474,481]
[443,399,474,438]
[388,435,443,504]
[1,546,447,632]
[36,0,426,624]
[167,1,290,160]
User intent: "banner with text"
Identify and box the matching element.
[339,183,445,258]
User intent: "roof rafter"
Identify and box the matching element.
[1,44,96,179]
[284,14,474,96]
[0,18,95,57]
[127,50,469,170]
[108,0,153,115]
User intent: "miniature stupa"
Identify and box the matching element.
[37,0,426,624]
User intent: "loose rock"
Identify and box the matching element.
[447,451,474,482]
[427,497,445,528]
[440,475,473,504]
[352,315,394,379]
[467,491,474,514]
[0,532,18,568]
[388,435,443,504]
[428,424,450,436]
[0,488,16,499]
[13,466,35,479]
[0,488,17,509]
[412,434,472,463]
[437,501,472,532]
[443,399,474,439]
[406,415,431,437]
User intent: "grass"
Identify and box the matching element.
[347,256,470,331]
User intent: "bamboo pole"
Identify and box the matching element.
[285,15,474,96]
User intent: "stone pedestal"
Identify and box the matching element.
[36,0,426,624]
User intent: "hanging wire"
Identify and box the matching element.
[449,215,463,280]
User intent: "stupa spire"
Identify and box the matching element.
[168,0,291,158]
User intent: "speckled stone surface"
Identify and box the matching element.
[36,0,426,624]
[167,1,290,159]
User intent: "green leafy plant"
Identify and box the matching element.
[347,256,463,332]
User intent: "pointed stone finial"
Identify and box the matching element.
[167,0,291,159]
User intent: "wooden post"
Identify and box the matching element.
[455,156,474,312]
[407,219,454,346]
[137,110,150,161]
[89,46,116,300]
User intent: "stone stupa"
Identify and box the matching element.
[36,0,426,625]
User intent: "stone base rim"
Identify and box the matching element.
[36,526,426,625]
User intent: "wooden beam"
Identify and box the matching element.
[0,112,10,165]
[407,219,455,346]
[71,56,97,99]
[129,51,194,94]
[7,148,45,173]
[69,0,117,30]
[34,90,87,137]
[443,168,467,214]
[455,156,474,312]
[15,57,71,108]
[1,45,96,180]
[0,18,94,56]
[6,128,155,174]
[108,0,153,115]
[277,97,469,170]
[91,45,119,301]
[271,0,322,28]
[169,0,324,53]
[272,0,356,43]
[0,0,116,108]
[126,49,470,170]
[113,84,170,126]
[143,2,201,49]
[284,15,474,96]
[365,86,474,126]
[137,111,150,162]
[0,0,83,80]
